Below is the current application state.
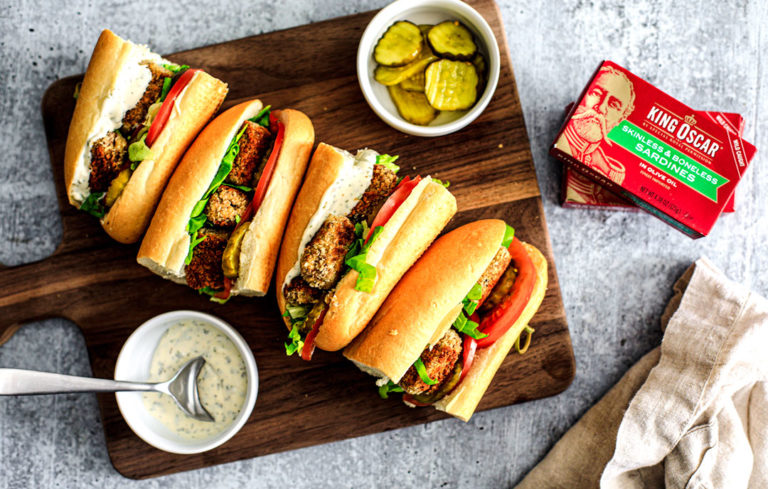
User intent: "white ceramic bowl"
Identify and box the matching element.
[357,0,501,137]
[114,310,258,454]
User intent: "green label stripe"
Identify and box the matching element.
[607,120,728,202]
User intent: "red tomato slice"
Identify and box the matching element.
[248,113,284,217]
[145,68,200,147]
[300,306,327,361]
[457,331,478,385]
[366,175,422,242]
[475,237,536,348]
[215,276,233,301]
[232,114,284,228]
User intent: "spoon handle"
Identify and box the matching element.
[0,368,153,395]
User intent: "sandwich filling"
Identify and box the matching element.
[282,151,424,360]
[378,225,538,406]
[76,60,195,219]
[183,106,281,302]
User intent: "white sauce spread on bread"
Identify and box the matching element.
[282,148,378,290]
[142,320,247,439]
[70,48,168,204]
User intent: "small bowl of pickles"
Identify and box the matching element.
[357,0,500,137]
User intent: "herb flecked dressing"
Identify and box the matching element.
[142,320,247,439]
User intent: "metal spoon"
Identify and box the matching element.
[0,356,214,422]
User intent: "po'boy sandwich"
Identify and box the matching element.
[64,29,228,243]
[344,219,548,422]
[276,143,457,360]
[137,100,314,301]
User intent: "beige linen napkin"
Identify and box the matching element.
[515,257,768,488]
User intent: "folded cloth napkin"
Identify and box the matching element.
[515,257,768,488]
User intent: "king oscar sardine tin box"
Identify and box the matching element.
[550,61,757,238]
[560,111,748,213]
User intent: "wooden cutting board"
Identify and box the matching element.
[0,0,574,479]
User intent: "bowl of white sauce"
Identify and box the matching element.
[114,310,258,454]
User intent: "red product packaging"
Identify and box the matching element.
[561,111,746,213]
[551,61,757,238]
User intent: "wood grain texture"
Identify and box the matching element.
[0,0,574,479]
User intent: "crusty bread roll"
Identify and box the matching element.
[343,219,548,422]
[64,29,228,244]
[344,220,506,379]
[434,242,547,421]
[137,100,315,297]
[276,143,457,351]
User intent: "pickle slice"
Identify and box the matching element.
[472,53,487,95]
[302,302,327,336]
[427,21,477,60]
[399,71,426,92]
[388,85,438,126]
[374,21,423,67]
[374,51,438,86]
[105,168,131,207]
[425,59,479,111]
[222,222,249,278]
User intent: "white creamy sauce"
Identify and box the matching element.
[70,48,168,204]
[282,148,378,289]
[142,320,247,439]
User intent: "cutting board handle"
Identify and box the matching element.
[0,257,77,347]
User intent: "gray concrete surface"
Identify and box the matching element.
[1,0,766,487]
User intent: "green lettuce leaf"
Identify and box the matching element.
[431,178,451,188]
[344,221,370,260]
[413,358,438,385]
[344,225,384,292]
[184,124,249,261]
[128,133,153,167]
[159,77,172,101]
[80,192,106,218]
[453,311,487,340]
[198,285,229,304]
[249,105,272,127]
[282,306,310,353]
[185,231,206,265]
[203,123,247,201]
[285,324,305,356]
[462,282,482,315]
[378,380,404,399]
[284,305,310,325]
[163,63,190,74]
[186,213,207,235]
[206,153,235,199]
[455,280,489,340]
[375,154,400,173]
[225,183,253,193]
[189,199,209,220]
[353,262,377,292]
[502,224,515,248]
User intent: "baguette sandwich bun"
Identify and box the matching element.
[138,100,314,297]
[344,219,548,421]
[64,29,228,243]
[276,143,457,353]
